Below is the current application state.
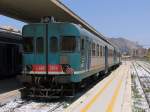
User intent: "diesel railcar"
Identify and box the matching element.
[22,22,121,98]
[0,28,22,79]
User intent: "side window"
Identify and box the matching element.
[109,49,112,56]
[50,37,58,52]
[103,46,105,56]
[89,41,91,56]
[80,38,84,50]
[36,37,44,53]
[111,50,114,56]
[61,36,76,52]
[23,37,33,53]
[97,44,99,56]
[92,43,96,56]
[110,49,112,56]
[108,49,110,56]
[100,46,103,56]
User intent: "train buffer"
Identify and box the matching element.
[65,62,132,112]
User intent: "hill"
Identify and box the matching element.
[108,37,143,54]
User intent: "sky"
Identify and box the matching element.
[0,0,150,47]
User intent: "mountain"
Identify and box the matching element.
[108,37,143,54]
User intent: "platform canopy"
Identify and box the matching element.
[0,0,111,43]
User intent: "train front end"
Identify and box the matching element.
[22,23,81,98]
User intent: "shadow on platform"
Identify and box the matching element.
[0,77,22,94]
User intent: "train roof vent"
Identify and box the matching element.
[41,16,56,23]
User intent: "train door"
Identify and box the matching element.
[47,24,61,75]
[86,39,91,71]
[80,38,85,70]
[105,46,108,73]
[34,24,47,75]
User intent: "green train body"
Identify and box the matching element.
[22,22,121,97]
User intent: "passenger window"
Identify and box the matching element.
[50,37,58,52]
[61,36,76,52]
[36,37,44,53]
[92,43,96,56]
[80,39,84,50]
[97,44,99,56]
[112,50,114,56]
[109,49,110,56]
[109,49,112,56]
[100,46,103,56]
[88,42,92,56]
[103,47,105,56]
[23,37,33,53]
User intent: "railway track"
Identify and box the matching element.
[140,61,150,73]
[47,102,65,112]
[0,65,114,112]
[0,74,108,112]
[132,61,150,110]
[0,99,34,112]
[0,99,65,112]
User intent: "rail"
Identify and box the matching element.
[133,62,150,108]
[47,102,64,112]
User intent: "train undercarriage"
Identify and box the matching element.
[22,75,78,99]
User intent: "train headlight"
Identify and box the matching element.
[62,64,74,75]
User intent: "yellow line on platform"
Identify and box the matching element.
[106,74,124,112]
[81,70,119,112]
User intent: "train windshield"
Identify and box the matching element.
[23,37,33,53]
[61,36,76,52]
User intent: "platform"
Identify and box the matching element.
[0,77,22,105]
[65,62,131,112]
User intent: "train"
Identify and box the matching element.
[0,28,22,79]
[22,21,121,98]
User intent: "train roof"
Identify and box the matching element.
[71,23,120,50]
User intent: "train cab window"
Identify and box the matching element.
[23,37,33,53]
[36,37,44,53]
[61,36,76,52]
[80,38,84,50]
[92,43,96,56]
[50,37,58,52]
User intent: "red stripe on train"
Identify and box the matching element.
[32,65,63,72]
